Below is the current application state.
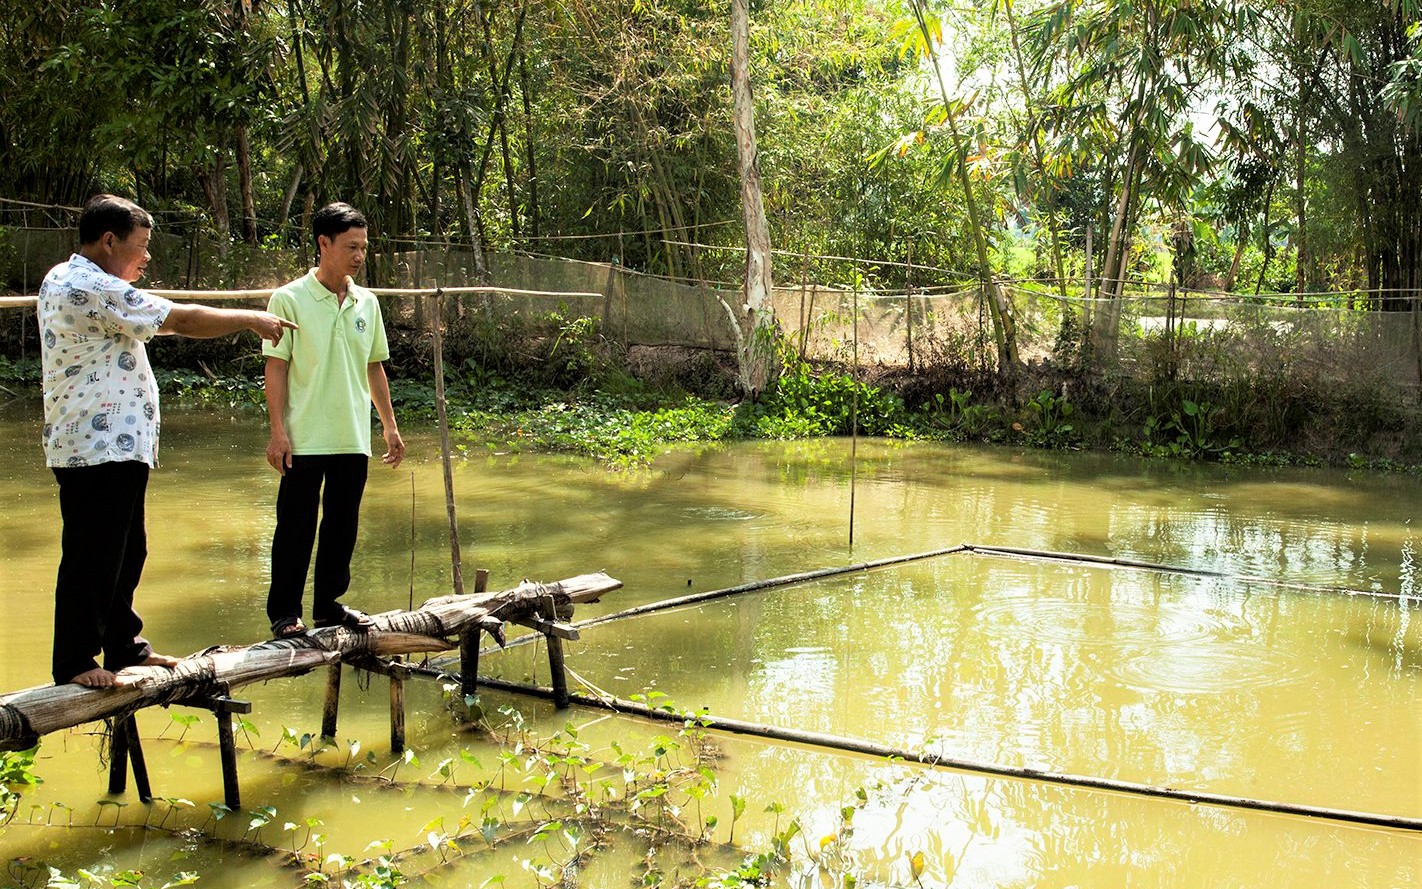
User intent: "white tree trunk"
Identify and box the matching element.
[731,0,776,397]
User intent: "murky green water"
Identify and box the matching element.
[1,401,1418,887]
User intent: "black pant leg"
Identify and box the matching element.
[102,464,153,671]
[311,454,368,621]
[51,461,151,684]
[266,456,325,626]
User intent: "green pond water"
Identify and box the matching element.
[0,401,1418,888]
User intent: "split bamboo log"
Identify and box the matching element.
[0,572,620,750]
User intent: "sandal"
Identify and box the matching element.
[313,605,375,631]
[271,617,309,639]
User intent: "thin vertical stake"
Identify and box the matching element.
[430,287,465,596]
[849,279,859,551]
[408,470,416,611]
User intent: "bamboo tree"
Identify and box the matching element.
[909,0,1019,387]
[996,0,1067,290]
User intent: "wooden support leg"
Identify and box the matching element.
[547,635,569,709]
[216,713,240,811]
[459,629,480,698]
[124,717,153,803]
[321,663,342,741]
[107,717,129,795]
[460,568,490,700]
[390,667,406,754]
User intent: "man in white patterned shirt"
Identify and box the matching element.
[39,194,296,688]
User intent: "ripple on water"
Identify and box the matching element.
[1109,645,1304,694]
[679,506,763,521]
[974,598,1229,646]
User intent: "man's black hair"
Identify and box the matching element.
[312,202,368,254]
[78,194,153,245]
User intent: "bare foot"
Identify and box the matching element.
[138,653,182,669]
[70,668,126,688]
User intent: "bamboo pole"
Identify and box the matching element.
[0,572,620,750]
[848,278,859,550]
[468,546,971,656]
[0,285,603,310]
[429,288,465,597]
[463,676,1422,834]
[962,544,1402,599]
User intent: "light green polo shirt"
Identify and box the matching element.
[263,270,391,455]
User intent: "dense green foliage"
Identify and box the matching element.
[5,1,1416,296]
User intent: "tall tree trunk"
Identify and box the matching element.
[729,0,776,398]
[235,124,258,245]
[1293,58,1310,300]
[475,0,525,242]
[279,163,304,232]
[1003,1,1067,290]
[1223,218,1248,292]
[519,44,539,239]
[455,165,489,282]
[1090,141,1139,357]
[199,148,231,254]
[1254,177,1277,295]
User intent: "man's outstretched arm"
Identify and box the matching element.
[160,303,296,345]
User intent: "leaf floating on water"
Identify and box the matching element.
[909,850,926,881]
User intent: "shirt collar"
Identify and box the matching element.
[70,253,105,275]
[305,268,348,303]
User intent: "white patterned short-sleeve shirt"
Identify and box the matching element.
[38,254,172,468]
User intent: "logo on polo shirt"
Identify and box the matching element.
[355,318,367,333]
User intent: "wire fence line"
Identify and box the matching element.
[4,227,1422,396]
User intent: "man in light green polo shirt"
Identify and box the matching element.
[263,202,404,638]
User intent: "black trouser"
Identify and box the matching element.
[51,460,154,685]
[266,453,369,627]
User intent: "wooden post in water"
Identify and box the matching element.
[107,717,128,795]
[547,635,569,709]
[389,657,406,754]
[533,597,571,709]
[459,569,490,698]
[201,695,252,811]
[321,663,342,740]
[216,712,240,810]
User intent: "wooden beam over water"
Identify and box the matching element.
[0,572,621,751]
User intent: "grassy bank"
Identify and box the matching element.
[1,344,1416,474]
